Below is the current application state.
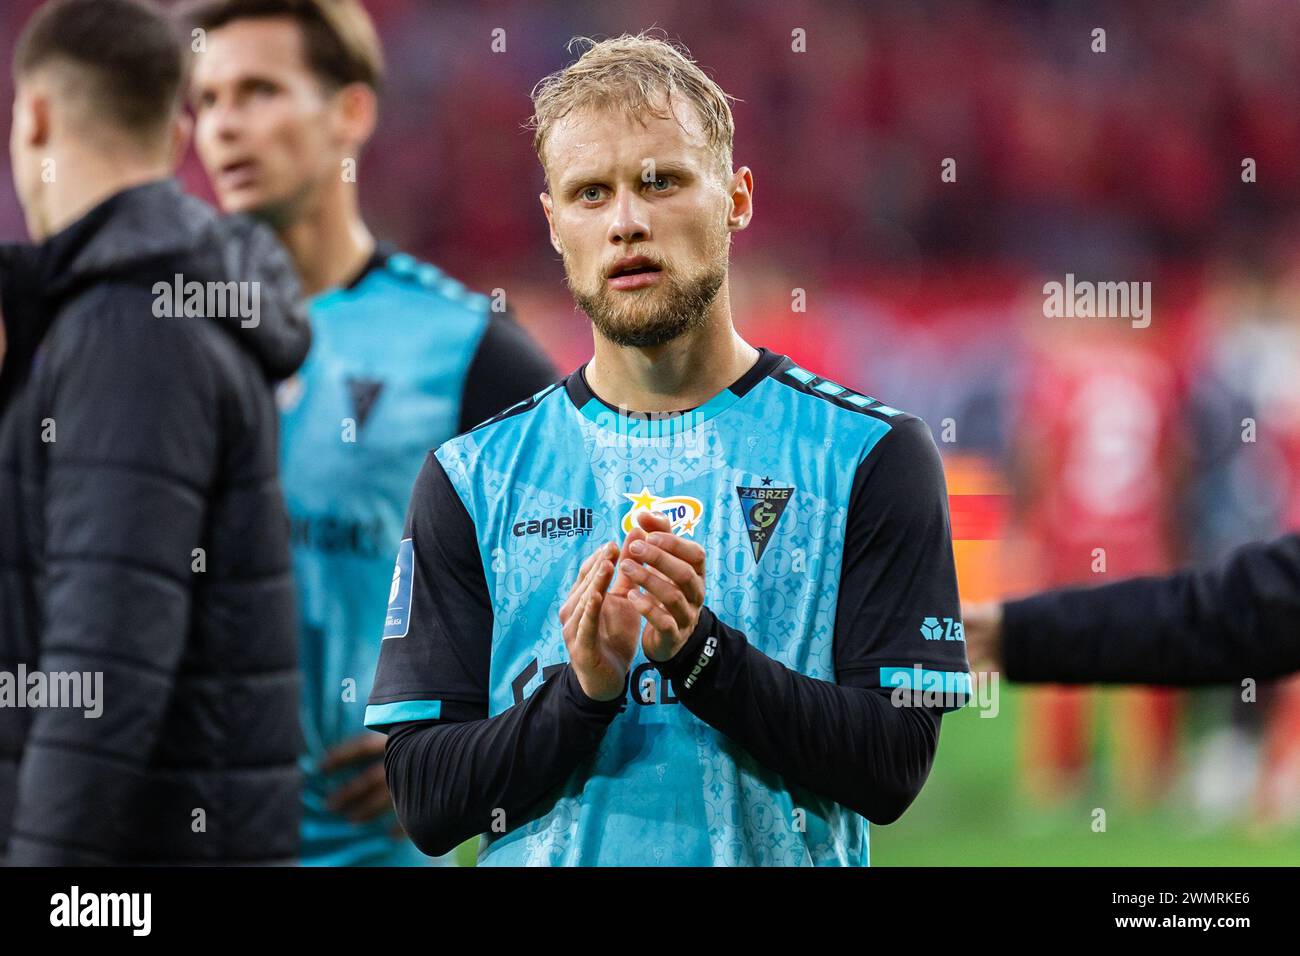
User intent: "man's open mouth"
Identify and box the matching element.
[217,159,259,190]
[607,256,663,278]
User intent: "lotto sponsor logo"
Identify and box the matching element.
[621,487,704,537]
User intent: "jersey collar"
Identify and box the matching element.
[565,346,787,436]
[342,239,399,292]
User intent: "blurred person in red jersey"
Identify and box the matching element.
[1006,304,1187,808]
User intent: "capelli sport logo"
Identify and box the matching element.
[512,508,594,540]
[683,634,719,690]
[621,487,704,536]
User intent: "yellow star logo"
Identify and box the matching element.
[625,488,657,512]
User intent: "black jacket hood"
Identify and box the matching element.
[0,177,310,386]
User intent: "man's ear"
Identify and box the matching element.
[725,165,753,232]
[540,191,562,255]
[24,89,52,150]
[335,82,378,154]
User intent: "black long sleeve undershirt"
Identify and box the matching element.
[654,606,942,825]
[1003,532,1300,685]
[384,609,941,857]
[385,667,625,858]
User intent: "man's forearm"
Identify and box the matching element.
[384,665,626,857]
[1003,534,1300,685]
[653,607,941,825]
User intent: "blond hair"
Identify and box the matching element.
[527,31,736,186]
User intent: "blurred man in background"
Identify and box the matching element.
[0,0,308,864]
[186,0,556,866]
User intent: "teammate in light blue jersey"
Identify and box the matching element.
[368,33,969,866]
[187,0,555,865]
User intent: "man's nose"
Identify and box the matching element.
[206,99,242,142]
[607,188,651,245]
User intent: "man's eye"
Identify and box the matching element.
[580,186,603,202]
[648,176,673,191]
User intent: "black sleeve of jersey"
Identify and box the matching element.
[365,452,492,720]
[384,667,626,857]
[651,417,968,825]
[1003,532,1300,685]
[457,309,558,434]
[369,452,626,857]
[833,417,970,685]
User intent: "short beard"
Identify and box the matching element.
[567,240,728,349]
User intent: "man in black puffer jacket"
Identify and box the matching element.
[0,0,310,864]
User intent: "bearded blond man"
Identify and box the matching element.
[367,33,970,866]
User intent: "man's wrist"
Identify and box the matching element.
[562,665,628,716]
[653,606,716,685]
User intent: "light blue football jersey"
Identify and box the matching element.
[281,247,553,865]
[366,348,969,866]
